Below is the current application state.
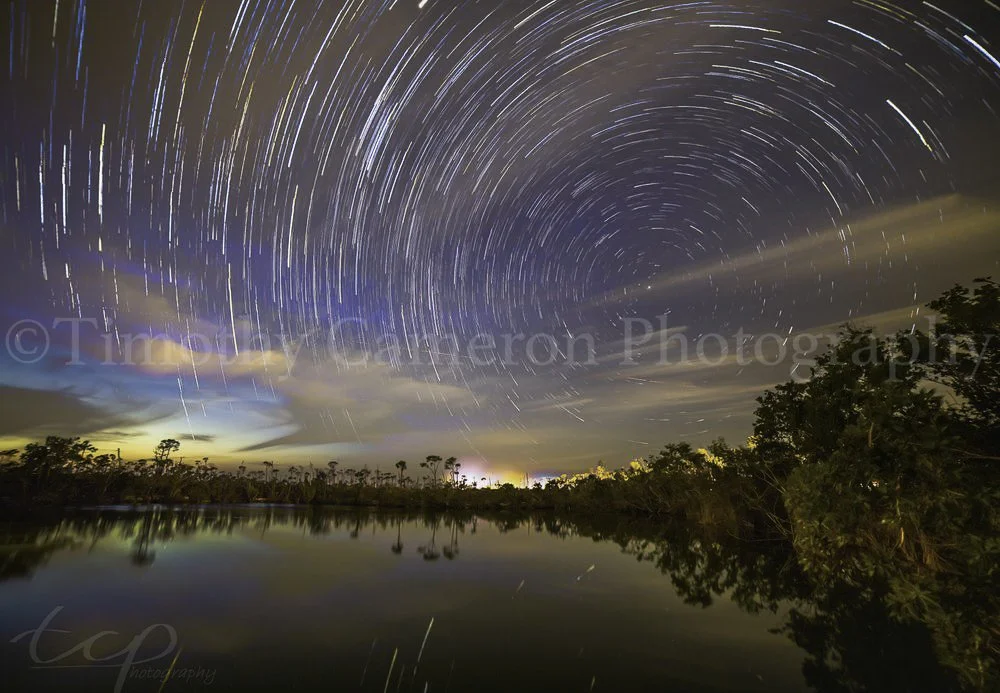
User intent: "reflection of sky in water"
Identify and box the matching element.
[0,510,808,692]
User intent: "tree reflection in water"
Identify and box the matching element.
[0,507,979,692]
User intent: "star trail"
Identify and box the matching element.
[1,0,999,475]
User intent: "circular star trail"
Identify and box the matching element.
[2,0,1000,471]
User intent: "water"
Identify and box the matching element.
[0,507,954,692]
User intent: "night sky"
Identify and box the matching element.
[2,0,999,479]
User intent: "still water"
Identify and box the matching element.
[0,506,936,692]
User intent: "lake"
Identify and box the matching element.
[0,506,956,692]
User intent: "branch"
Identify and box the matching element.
[947,447,1000,461]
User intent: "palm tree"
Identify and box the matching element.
[443,521,461,560]
[261,461,275,499]
[445,457,461,485]
[391,519,404,555]
[421,455,443,486]
[395,460,407,486]
[153,439,180,467]
[355,468,371,486]
[418,520,440,561]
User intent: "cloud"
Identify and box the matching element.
[591,194,1000,307]
[803,304,934,334]
[0,385,169,441]
[125,334,291,378]
[237,357,480,451]
[175,433,217,443]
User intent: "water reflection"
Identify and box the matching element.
[0,507,968,692]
